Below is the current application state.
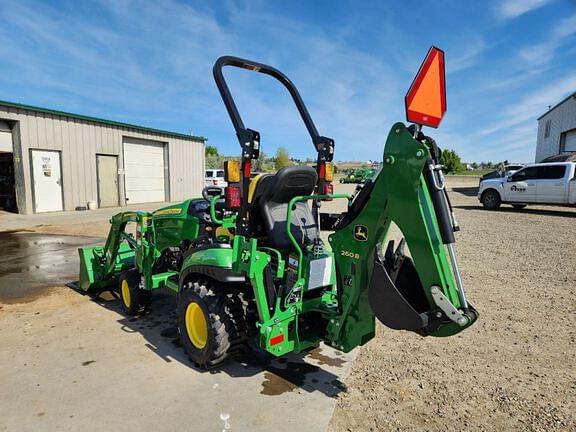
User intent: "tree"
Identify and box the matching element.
[253,151,267,172]
[205,145,219,157]
[440,149,463,174]
[275,147,292,170]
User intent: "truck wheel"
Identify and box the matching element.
[481,190,501,210]
[512,204,526,210]
[178,280,247,368]
[118,269,151,316]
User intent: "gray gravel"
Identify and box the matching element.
[329,176,576,432]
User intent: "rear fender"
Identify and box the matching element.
[179,246,244,287]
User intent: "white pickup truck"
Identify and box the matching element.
[478,162,576,210]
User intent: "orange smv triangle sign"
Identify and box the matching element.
[405,46,446,128]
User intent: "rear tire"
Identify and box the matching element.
[178,279,247,368]
[512,204,527,210]
[481,190,501,210]
[118,269,151,316]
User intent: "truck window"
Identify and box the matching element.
[538,166,566,180]
[217,170,225,177]
[205,171,214,178]
[510,167,538,182]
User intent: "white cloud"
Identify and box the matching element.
[497,0,555,19]
[478,74,576,137]
[518,13,576,66]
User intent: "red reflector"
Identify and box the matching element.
[319,162,326,179]
[323,183,333,195]
[243,159,252,178]
[270,334,284,346]
[225,186,241,209]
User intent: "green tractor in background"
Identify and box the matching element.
[339,167,376,184]
[78,48,477,368]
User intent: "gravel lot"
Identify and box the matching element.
[330,176,576,432]
[1,176,574,431]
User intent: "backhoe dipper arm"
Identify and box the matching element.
[326,123,477,351]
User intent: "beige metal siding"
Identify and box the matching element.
[536,96,576,162]
[0,104,205,214]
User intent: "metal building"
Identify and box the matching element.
[0,100,205,214]
[535,92,576,162]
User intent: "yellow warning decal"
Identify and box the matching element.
[154,208,182,216]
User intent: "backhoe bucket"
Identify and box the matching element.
[368,240,477,336]
[368,256,430,333]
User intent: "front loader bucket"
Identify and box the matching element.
[78,242,135,291]
[78,246,106,291]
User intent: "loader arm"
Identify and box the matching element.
[326,123,477,351]
[78,211,155,291]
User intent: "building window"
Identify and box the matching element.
[544,120,551,138]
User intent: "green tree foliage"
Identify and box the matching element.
[440,149,463,174]
[205,145,219,157]
[205,145,223,169]
[275,147,292,170]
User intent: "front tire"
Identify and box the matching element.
[118,269,151,316]
[178,280,247,368]
[481,190,501,210]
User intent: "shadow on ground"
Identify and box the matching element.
[451,186,478,197]
[455,205,576,218]
[85,288,348,398]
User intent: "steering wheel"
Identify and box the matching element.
[202,186,224,202]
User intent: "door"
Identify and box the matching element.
[562,130,576,152]
[503,166,538,202]
[536,165,567,204]
[123,138,166,204]
[31,150,63,212]
[97,155,119,207]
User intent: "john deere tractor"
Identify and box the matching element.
[78,48,477,368]
[339,168,376,184]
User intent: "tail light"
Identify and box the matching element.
[225,186,241,209]
[323,183,333,201]
[224,160,241,183]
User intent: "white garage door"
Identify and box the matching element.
[563,130,576,152]
[0,121,12,152]
[123,137,166,204]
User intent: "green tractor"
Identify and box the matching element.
[78,49,477,368]
[339,167,376,184]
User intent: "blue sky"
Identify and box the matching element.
[0,0,575,163]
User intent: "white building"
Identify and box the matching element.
[535,92,576,162]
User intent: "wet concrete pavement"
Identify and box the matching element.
[0,227,356,432]
[0,231,103,302]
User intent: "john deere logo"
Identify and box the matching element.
[354,225,368,241]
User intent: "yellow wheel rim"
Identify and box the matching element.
[121,280,131,308]
[185,302,208,349]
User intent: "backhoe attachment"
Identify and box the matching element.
[327,123,478,351]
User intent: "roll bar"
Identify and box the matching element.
[212,56,334,161]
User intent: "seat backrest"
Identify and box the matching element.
[254,166,318,249]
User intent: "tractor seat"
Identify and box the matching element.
[249,166,318,249]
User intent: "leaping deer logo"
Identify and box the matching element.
[354,225,368,241]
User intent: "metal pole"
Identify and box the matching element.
[446,243,468,309]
